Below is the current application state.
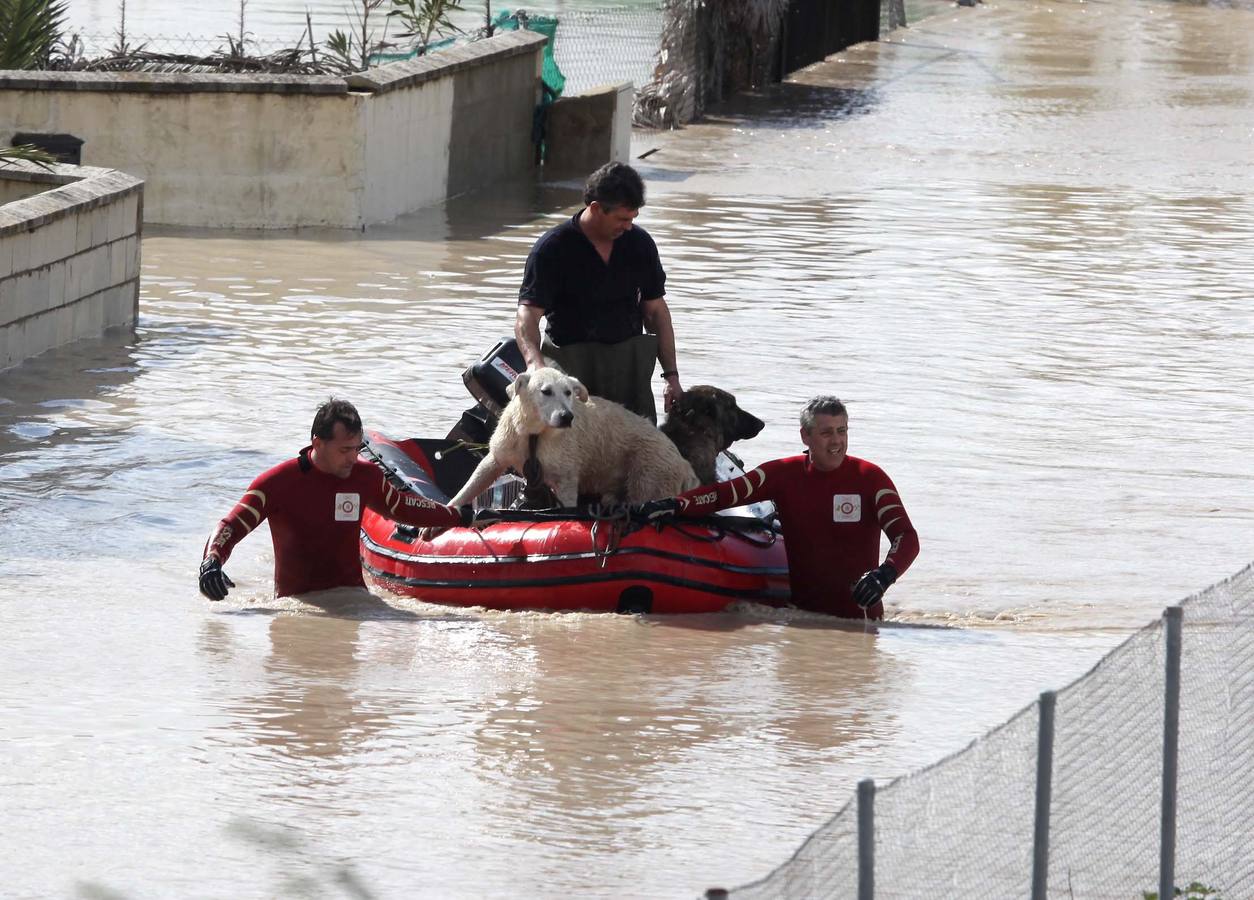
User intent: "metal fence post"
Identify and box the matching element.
[1031,690,1057,900]
[858,778,875,900]
[1159,606,1183,900]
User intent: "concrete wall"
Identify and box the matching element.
[0,178,45,205]
[0,31,545,229]
[0,162,142,371]
[544,82,634,178]
[446,47,542,197]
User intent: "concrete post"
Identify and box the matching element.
[1159,606,1183,900]
[1031,690,1057,900]
[858,778,875,900]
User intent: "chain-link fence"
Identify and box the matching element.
[714,563,1254,899]
[546,5,665,96]
[62,8,662,91]
[71,32,304,58]
[64,0,903,118]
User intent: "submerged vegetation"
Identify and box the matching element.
[0,0,471,75]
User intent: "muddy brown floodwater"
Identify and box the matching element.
[3,0,1253,896]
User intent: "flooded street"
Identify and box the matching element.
[4,0,1254,896]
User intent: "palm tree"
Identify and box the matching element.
[0,0,70,70]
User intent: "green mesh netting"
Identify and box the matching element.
[492,10,566,98]
[369,14,564,99]
[371,37,457,64]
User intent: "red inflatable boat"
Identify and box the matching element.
[357,338,789,614]
[359,433,790,614]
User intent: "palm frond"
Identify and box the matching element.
[0,0,70,69]
[0,143,59,169]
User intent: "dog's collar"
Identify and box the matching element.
[520,433,559,508]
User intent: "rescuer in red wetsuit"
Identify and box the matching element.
[636,396,919,619]
[197,398,464,601]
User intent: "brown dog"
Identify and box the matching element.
[660,386,765,484]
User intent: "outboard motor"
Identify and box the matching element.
[463,338,527,415]
[446,338,527,445]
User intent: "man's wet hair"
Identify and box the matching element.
[311,397,362,441]
[800,396,848,431]
[584,162,645,211]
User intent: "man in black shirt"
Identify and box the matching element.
[515,162,683,423]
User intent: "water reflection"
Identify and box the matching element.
[201,590,428,767]
[704,83,880,128]
[468,613,904,855]
[0,331,141,457]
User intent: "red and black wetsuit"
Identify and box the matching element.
[205,448,459,597]
[676,454,919,619]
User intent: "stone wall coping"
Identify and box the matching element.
[344,30,547,94]
[0,69,349,95]
[555,81,634,100]
[0,161,142,236]
[0,30,546,97]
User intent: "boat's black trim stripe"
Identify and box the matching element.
[361,559,791,600]
[360,531,788,576]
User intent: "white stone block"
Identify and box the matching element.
[48,260,66,309]
[75,213,93,253]
[76,295,106,341]
[118,194,139,232]
[0,237,13,280]
[57,214,79,262]
[70,245,107,297]
[103,284,136,328]
[30,215,71,269]
[65,251,84,302]
[90,209,109,247]
[107,201,130,243]
[0,275,15,328]
[9,230,32,275]
[27,308,56,359]
[27,224,53,270]
[0,322,17,371]
[122,236,141,282]
[25,269,53,320]
[3,269,47,322]
[109,243,125,285]
[5,272,31,322]
[91,244,111,288]
[54,302,74,346]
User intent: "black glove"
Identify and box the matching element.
[199,556,235,602]
[851,563,898,609]
[459,505,504,529]
[632,498,681,522]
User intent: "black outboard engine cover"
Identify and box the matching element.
[446,402,495,446]
[463,338,527,415]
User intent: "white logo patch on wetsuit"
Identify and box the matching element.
[832,494,861,523]
[335,492,361,522]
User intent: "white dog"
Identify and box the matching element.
[449,367,699,509]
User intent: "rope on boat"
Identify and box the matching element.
[362,436,780,553]
[585,503,632,567]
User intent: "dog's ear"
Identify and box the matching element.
[569,377,589,403]
[507,372,529,400]
[678,392,712,423]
